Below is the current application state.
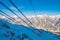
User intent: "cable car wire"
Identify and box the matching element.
[29,0,40,26]
[0,1,30,26]
[9,0,34,27]
[0,10,15,21]
[0,13,14,21]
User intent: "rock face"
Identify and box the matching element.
[55,18,60,30]
[0,19,60,40]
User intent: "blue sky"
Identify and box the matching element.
[0,0,60,17]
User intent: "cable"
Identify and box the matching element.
[0,13,14,21]
[0,1,41,37]
[29,0,41,36]
[9,0,34,27]
[0,1,30,26]
[0,10,15,21]
[29,0,40,26]
[0,10,22,25]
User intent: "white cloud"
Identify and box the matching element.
[11,15,17,18]
[0,16,6,18]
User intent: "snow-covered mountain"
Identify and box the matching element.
[0,19,60,40]
[0,15,60,34]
